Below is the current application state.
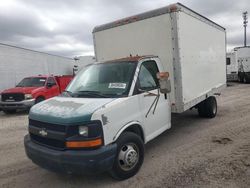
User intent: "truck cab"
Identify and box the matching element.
[24,56,172,179]
[0,75,72,114]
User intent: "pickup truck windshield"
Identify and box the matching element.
[66,62,137,98]
[16,77,46,87]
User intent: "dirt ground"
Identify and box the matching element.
[0,82,250,188]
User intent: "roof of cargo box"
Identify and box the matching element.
[93,3,225,33]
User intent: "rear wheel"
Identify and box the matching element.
[198,96,217,118]
[243,75,248,83]
[110,132,144,180]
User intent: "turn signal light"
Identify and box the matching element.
[66,138,102,148]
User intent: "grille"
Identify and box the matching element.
[29,119,66,132]
[2,93,24,102]
[29,119,67,150]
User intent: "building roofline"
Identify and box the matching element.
[0,42,73,60]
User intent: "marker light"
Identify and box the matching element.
[66,138,102,148]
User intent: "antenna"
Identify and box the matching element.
[243,11,248,47]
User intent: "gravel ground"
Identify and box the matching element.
[0,82,250,188]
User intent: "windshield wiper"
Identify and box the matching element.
[62,90,74,97]
[76,91,109,98]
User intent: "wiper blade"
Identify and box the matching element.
[76,91,109,98]
[63,90,73,97]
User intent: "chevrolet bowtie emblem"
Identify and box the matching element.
[39,129,48,137]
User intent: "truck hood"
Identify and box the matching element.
[29,97,116,125]
[2,87,40,94]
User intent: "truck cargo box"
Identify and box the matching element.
[55,75,73,93]
[93,3,226,113]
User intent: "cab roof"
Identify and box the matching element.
[101,55,158,64]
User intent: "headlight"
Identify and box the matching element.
[25,94,33,100]
[79,126,88,136]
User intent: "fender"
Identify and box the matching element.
[113,121,145,143]
[32,87,47,99]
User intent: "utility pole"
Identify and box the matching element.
[243,11,248,47]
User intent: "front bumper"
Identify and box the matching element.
[0,99,35,110]
[24,135,117,174]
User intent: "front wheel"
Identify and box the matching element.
[110,132,144,180]
[35,97,45,104]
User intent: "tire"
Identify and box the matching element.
[35,97,45,104]
[198,96,217,118]
[3,109,16,114]
[243,75,247,83]
[238,74,243,83]
[197,101,206,117]
[110,132,144,180]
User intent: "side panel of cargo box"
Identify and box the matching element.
[173,11,226,112]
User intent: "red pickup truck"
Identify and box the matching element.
[0,75,73,114]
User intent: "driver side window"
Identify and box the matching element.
[47,77,56,86]
[138,61,159,91]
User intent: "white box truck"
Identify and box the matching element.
[24,3,226,180]
[226,51,238,81]
[226,47,250,83]
[234,47,250,83]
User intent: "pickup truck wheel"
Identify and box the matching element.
[238,74,243,83]
[35,97,45,104]
[3,110,16,114]
[198,97,217,118]
[110,132,144,180]
[243,76,248,83]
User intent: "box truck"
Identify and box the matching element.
[226,47,250,83]
[24,3,226,180]
[235,47,250,83]
[226,51,238,81]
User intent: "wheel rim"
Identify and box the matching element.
[118,143,139,171]
[213,104,216,114]
[212,100,217,114]
[243,77,247,83]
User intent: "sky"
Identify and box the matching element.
[0,0,249,58]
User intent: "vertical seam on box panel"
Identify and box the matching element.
[170,11,183,113]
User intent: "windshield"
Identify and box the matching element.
[16,77,46,87]
[66,62,137,98]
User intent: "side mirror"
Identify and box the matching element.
[157,72,171,94]
[47,83,53,88]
